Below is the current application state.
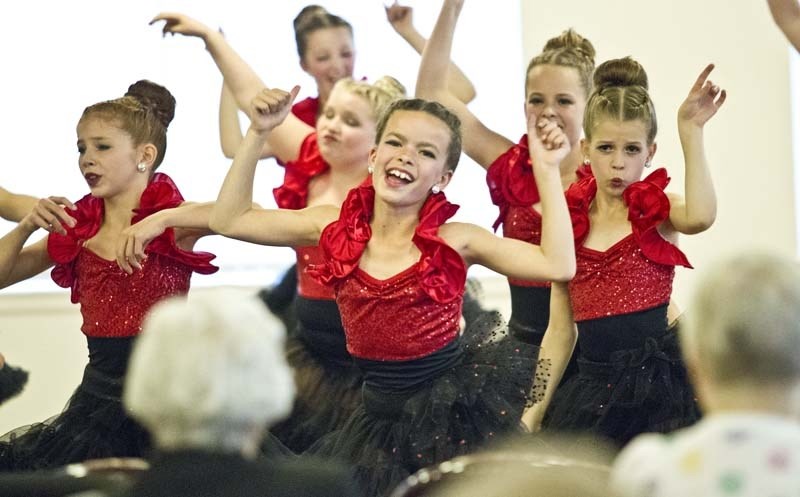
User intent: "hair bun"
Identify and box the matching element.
[372,76,407,99]
[125,80,176,128]
[542,28,596,66]
[593,56,648,91]
[294,5,329,32]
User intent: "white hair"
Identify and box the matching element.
[681,251,800,386]
[123,289,295,452]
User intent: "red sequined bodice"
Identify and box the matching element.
[46,173,218,337]
[73,251,192,337]
[566,168,691,322]
[308,185,466,361]
[296,245,334,299]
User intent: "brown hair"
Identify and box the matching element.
[80,80,175,169]
[583,57,657,144]
[526,29,596,98]
[376,98,462,173]
[293,5,353,60]
[333,75,406,122]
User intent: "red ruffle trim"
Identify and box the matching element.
[486,135,540,232]
[308,185,466,303]
[566,168,692,268]
[273,133,329,210]
[47,173,218,302]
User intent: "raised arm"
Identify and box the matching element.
[385,1,476,103]
[768,0,800,51]
[415,0,513,169]
[219,81,275,160]
[521,282,577,431]
[668,64,726,235]
[0,187,38,222]
[151,13,310,163]
[209,86,337,247]
[451,115,575,281]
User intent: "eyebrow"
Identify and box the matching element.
[385,132,441,152]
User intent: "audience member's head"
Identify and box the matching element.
[680,251,800,416]
[124,289,295,457]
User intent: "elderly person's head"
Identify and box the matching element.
[124,289,295,456]
[681,252,800,416]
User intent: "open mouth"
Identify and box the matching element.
[385,168,414,186]
[85,173,101,187]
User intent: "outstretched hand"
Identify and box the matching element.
[678,64,727,128]
[22,196,77,235]
[149,12,213,39]
[249,86,301,134]
[528,114,571,169]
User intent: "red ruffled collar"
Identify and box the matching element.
[273,133,329,210]
[308,185,466,303]
[487,135,539,231]
[565,168,692,268]
[48,173,217,301]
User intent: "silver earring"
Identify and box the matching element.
[368,165,374,174]
[431,184,441,195]
[137,163,147,173]
[644,160,652,168]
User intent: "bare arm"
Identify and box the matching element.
[669,64,726,235]
[0,187,38,222]
[151,13,311,163]
[219,82,275,160]
[209,87,338,247]
[385,1,476,103]
[521,282,577,431]
[0,224,53,290]
[415,0,513,169]
[768,0,800,51]
[451,117,576,281]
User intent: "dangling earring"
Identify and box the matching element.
[137,163,147,173]
[431,184,441,195]
[368,165,374,174]
[644,160,652,168]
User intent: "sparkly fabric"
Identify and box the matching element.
[291,96,320,127]
[296,246,335,300]
[46,173,218,337]
[309,184,466,361]
[566,168,691,322]
[337,265,462,361]
[73,251,192,337]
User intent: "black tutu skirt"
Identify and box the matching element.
[0,363,29,406]
[542,307,699,447]
[0,363,150,471]
[267,296,363,453]
[307,310,544,497]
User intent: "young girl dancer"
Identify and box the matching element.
[0,81,218,470]
[523,57,726,447]
[203,80,574,495]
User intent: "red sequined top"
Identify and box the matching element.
[487,135,592,288]
[273,133,334,300]
[308,185,466,361]
[292,96,320,127]
[47,173,218,338]
[566,168,692,322]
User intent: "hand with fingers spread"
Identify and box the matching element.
[678,64,727,129]
[149,12,215,41]
[22,196,77,235]
[249,86,301,135]
[116,216,166,274]
[528,115,571,169]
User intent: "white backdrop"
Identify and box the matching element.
[0,0,523,293]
